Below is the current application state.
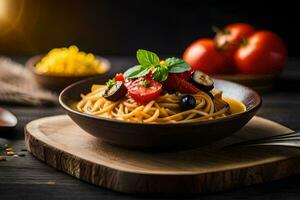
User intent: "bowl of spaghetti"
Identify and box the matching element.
[59,49,261,149]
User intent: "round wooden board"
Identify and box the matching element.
[25,115,300,195]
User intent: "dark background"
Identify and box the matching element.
[0,0,298,56]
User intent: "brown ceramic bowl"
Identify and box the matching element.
[59,77,262,150]
[212,73,278,92]
[26,55,111,93]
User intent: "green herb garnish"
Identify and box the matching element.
[152,65,169,82]
[123,65,150,79]
[106,79,115,88]
[175,91,181,96]
[141,80,149,87]
[124,49,191,82]
[136,49,160,67]
[166,57,191,73]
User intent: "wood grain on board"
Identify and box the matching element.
[24,115,300,194]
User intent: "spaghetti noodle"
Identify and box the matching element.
[76,85,231,123]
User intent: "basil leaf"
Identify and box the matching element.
[166,57,191,73]
[132,67,151,78]
[124,65,150,79]
[137,49,160,67]
[124,65,143,78]
[153,65,169,82]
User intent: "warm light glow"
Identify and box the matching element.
[0,0,7,20]
[0,0,26,36]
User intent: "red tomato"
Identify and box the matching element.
[115,73,125,83]
[183,38,230,74]
[175,69,193,81]
[234,31,287,74]
[127,78,162,105]
[215,23,256,67]
[163,74,199,94]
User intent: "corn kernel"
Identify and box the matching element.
[6,151,14,156]
[35,45,106,76]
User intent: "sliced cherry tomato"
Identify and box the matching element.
[127,78,162,105]
[115,73,125,83]
[215,23,256,67]
[175,69,193,81]
[183,38,230,74]
[234,30,287,74]
[163,74,199,94]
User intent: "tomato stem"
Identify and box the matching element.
[240,35,248,47]
[212,25,230,35]
[216,40,241,52]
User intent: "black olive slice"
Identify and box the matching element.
[180,95,196,110]
[103,81,127,101]
[191,70,214,92]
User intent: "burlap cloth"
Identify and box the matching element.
[0,57,57,106]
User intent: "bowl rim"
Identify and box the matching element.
[59,77,262,127]
[26,54,111,78]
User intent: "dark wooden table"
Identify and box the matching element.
[1,57,300,199]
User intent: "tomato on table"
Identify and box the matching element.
[183,38,230,75]
[214,23,256,67]
[127,77,162,105]
[234,30,287,74]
